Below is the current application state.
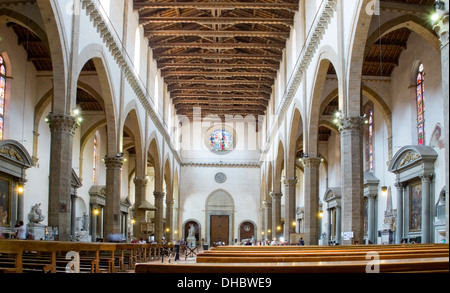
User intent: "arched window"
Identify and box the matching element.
[368,109,374,171]
[416,63,425,146]
[364,104,374,172]
[93,136,98,183]
[0,55,6,140]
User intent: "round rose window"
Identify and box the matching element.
[210,129,233,152]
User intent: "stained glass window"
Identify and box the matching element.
[0,55,6,140]
[416,63,425,146]
[93,137,97,182]
[210,129,233,152]
[368,109,374,171]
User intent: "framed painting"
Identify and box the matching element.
[409,183,422,232]
[0,177,11,227]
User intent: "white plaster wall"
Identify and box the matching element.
[180,166,261,243]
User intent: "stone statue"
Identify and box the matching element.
[186,223,197,247]
[28,203,45,224]
[188,223,196,237]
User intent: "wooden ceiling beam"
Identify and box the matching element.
[162,71,277,78]
[135,2,298,12]
[168,87,273,94]
[172,99,269,106]
[146,30,290,39]
[175,104,267,111]
[140,17,294,26]
[164,79,272,85]
[158,63,279,70]
[154,53,282,61]
[177,109,266,116]
[171,93,270,99]
[149,42,285,50]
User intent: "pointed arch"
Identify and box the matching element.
[147,135,162,191]
[308,45,340,156]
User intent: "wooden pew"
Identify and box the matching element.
[209,243,447,251]
[0,240,175,273]
[135,257,449,273]
[197,244,448,265]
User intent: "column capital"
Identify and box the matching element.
[302,157,321,169]
[283,177,298,187]
[269,192,283,199]
[153,191,165,199]
[432,7,449,48]
[133,177,148,186]
[104,156,124,169]
[420,172,433,182]
[394,181,406,189]
[339,116,365,133]
[47,113,78,136]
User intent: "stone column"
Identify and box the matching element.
[91,205,99,242]
[303,157,321,245]
[367,193,376,244]
[340,116,364,245]
[104,156,123,238]
[326,208,332,245]
[264,200,272,240]
[133,177,147,239]
[270,192,283,239]
[16,178,27,226]
[154,191,165,243]
[432,0,449,243]
[336,205,342,244]
[395,182,405,244]
[283,177,298,243]
[420,173,432,243]
[166,199,174,241]
[47,114,78,241]
[71,193,77,239]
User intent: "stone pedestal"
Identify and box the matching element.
[27,223,46,241]
[380,229,394,245]
[186,236,197,247]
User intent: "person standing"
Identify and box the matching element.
[14,221,27,240]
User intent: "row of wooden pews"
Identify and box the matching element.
[135,243,449,273]
[0,239,174,273]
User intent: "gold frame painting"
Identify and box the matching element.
[0,177,11,227]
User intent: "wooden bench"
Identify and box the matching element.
[197,244,448,265]
[135,257,449,273]
[0,240,175,273]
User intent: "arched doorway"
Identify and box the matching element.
[205,189,234,246]
[239,221,256,243]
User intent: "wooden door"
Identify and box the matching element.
[210,215,229,246]
[239,222,255,241]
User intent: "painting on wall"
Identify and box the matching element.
[0,177,11,227]
[409,183,422,231]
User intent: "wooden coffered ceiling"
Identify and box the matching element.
[134,0,299,119]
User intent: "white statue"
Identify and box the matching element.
[28,203,45,224]
[188,223,196,238]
